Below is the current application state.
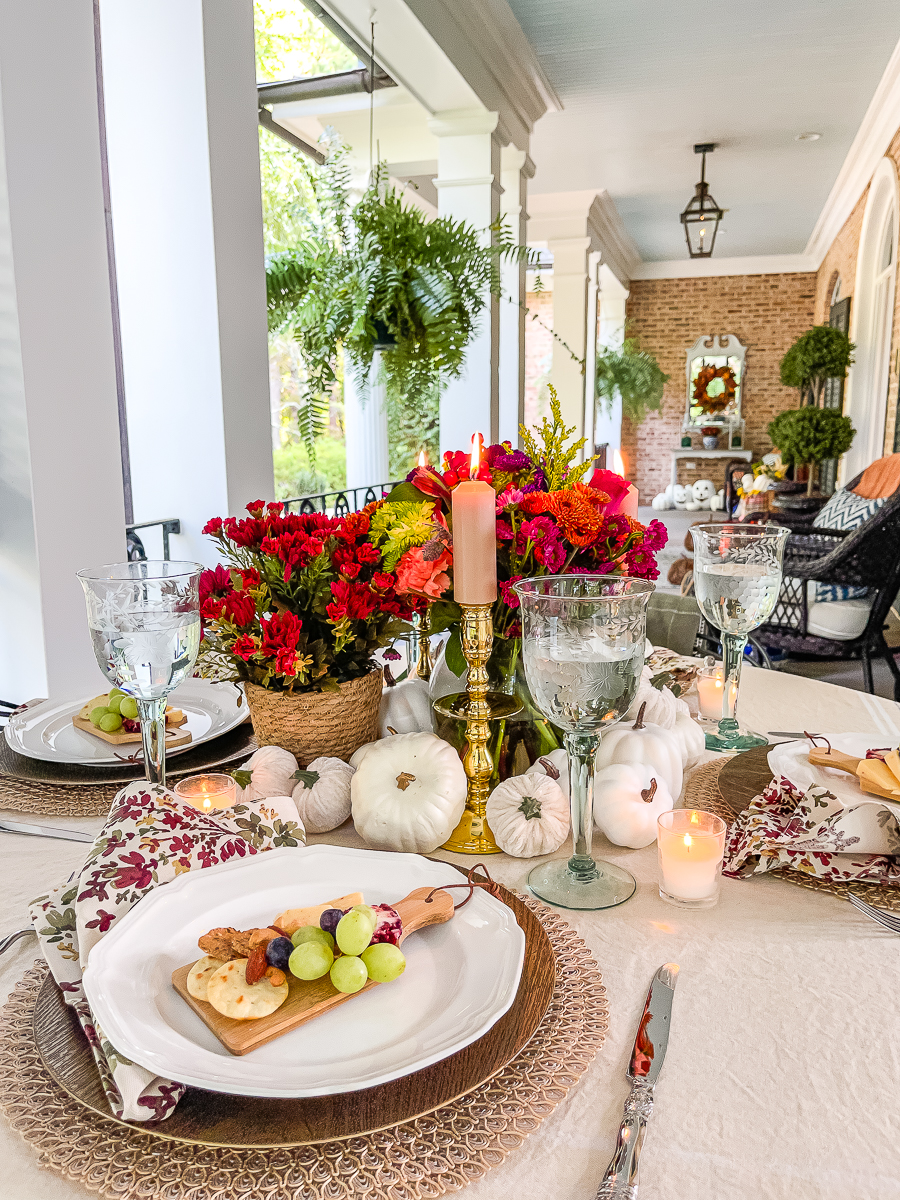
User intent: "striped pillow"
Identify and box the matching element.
[811,488,885,601]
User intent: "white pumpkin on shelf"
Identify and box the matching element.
[673,699,706,769]
[593,763,673,848]
[594,702,684,798]
[378,667,433,737]
[233,745,298,803]
[624,669,679,730]
[486,773,569,858]
[291,757,354,833]
[351,732,467,853]
[523,748,570,799]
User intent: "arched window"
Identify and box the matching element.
[844,158,899,481]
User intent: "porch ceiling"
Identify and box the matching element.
[507,0,900,262]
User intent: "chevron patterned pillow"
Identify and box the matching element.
[811,488,885,601]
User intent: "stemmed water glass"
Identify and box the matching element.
[514,575,653,910]
[78,561,202,786]
[690,524,789,752]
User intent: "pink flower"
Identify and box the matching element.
[642,519,669,552]
[395,545,452,599]
[500,576,524,609]
[495,486,524,513]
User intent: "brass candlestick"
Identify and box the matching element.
[411,608,432,681]
[440,603,520,855]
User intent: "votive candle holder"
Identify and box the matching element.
[174,772,237,812]
[657,809,726,909]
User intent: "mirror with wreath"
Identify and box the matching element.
[684,334,746,444]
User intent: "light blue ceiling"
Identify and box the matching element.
[507,0,900,260]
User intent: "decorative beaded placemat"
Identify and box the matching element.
[685,757,900,911]
[0,896,609,1200]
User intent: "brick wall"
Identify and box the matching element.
[624,274,816,498]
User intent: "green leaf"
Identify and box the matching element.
[444,627,467,677]
[427,599,462,634]
[232,768,252,789]
[387,481,432,504]
[292,769,320,789]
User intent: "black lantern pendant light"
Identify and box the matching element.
[680,143,724,259]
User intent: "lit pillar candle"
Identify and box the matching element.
[657,809,726,909]
[174,772,237,812]
[451,434,497,605]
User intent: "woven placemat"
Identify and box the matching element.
[0,777,121,817]
[0,895,608,1200]
[685,758,900,910]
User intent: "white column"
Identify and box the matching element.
[582,250,601,460]
[99,0,274,567]
[0,0,127,702]
[428,109,501,453]
[344,354,390,490]
[594,264,629,457]
[545,234,591,438]
[498,146,532,447]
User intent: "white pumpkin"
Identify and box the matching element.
[673,702,706,769]
[234,745,299,802]
[625,669,679,730]
[351,732,467,853]
[291,757,353,833]
[594,703,684,798]
[524,748,570,800]
[593,763,674,848]
[486,774,569,858]
[378,672,433,737]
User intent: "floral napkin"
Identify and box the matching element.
[29,782,305,1122]
[722,774,900,885]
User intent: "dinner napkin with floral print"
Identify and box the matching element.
[29,781,305,1122]
[722,774,900,885]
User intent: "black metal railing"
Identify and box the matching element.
[282,482,401,516]
[126,518,182,561]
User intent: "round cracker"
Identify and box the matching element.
[206,958,289,1020]
[186,955,226,1001]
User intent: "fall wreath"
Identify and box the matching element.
[692,364,737,415]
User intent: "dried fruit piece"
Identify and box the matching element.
[245,944,267,985]
[369,904,403,946]
[265,966,287,986]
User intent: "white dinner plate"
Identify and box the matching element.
[4,679,246,765]
[768,732,897,805]
[82,845,525,1098]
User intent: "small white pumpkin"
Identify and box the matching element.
[624,669,679,730]
[593,763,673,848]
[378,670,433,737]
[523,748,570,800]
[351,732,467,853]
[234,745,299,802]
[673,700,706,769]
[594,702,684,798]
[291,757,353,833]
[486,773,569,858]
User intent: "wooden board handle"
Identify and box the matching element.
[808,747,862,775]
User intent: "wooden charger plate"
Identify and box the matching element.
[32,881,554,1148]
[717,744,774,815]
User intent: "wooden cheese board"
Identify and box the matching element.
[172,887,456,1056]
[71,714,193,749]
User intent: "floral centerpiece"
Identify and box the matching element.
[370,390,668,775]
[197,502,423,762]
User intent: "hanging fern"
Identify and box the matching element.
[595,338,669,426]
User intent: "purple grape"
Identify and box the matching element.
[265,936,293,972]
[370,904,402,946]
[319,908,344,937]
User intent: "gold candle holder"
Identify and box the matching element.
[411,608,433,682]
[440,603,520,855]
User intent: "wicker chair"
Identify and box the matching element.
[751,480,900,698]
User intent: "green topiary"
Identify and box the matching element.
[780,326,855,406]
[767,406,855,495]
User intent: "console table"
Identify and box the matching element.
[670,447,752,486]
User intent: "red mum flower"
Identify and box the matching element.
[231,634,258,661]
[202,516,224,537]
[223,590,256,626]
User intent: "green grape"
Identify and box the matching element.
[89,707,110,728]
[119,696,139,720]
[329,955,368,994]
[108,688,125,702]
[289,941,333,980]
[107,694,123,714]
[349,904,376,924]
[290,925,335,951]
[98,712,123,733]
[361,943,406,984]
[336,910,376,956]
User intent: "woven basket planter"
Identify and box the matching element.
[244,669,382,765]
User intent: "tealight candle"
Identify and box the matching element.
[657,809,726,909]
[451,433,497,605]
[174,772,237,812]
[696,663,724,719]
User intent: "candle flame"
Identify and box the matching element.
[690,810,700,824]
[683,833,693,848]
[470,433,482,475]
[613,449,627,476]
[418,449,427,467]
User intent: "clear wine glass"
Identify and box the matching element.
[514,575,653,910]
[77,561,202,786]
[690,524,789,752]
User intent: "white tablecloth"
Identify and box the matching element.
[2,663,900,1200]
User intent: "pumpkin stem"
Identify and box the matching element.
[518,795,543,820]
[396,771,416,791]
[537,757,560,781]
[386,726,399,736]
[633,701,648,730]
[640,778,658,804]
[384,663,396,688]
[292,769,320,789]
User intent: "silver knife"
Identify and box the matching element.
[0,818,93,843]
[596,962,679,1199]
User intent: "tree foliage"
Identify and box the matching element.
[595,337,669,425]
[768,406,855,494]
[779,326,855,406]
